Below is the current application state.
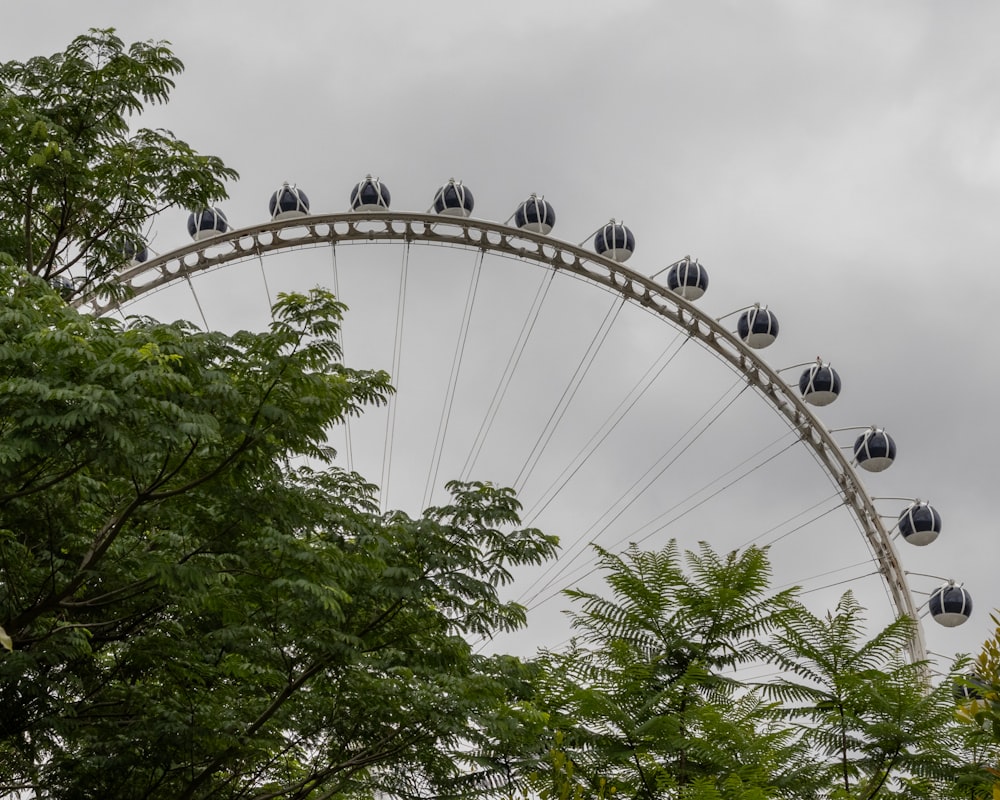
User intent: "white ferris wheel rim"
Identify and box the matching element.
[75,209,926,664]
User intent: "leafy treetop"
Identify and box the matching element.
[0,269,558,799]
[0,28,237,295]
[528,542,976,800]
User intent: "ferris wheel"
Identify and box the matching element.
[73,176,972,664]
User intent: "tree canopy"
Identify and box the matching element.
[0,28,236,296]
[528,543,975,800]
[0,270,558,798]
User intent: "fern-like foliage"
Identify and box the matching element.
[533,542,801,800]
[528,543,974,800]
[755,592,966,799]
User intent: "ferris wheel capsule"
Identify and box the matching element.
[351,175,391,212]
[594,220,635,263]
[737,305,779,349]
[187,208,229,241]
[269,183,310,220]
[853,427,896,472]
[666,258,708,300]
[798,360,841,406]
[49,273,75,299]
[124,239,149,267]
[514,194,556,234]
[953,672,989,702]
[897,500,941,546]
[929,582,972,627]
[433,179,474,217]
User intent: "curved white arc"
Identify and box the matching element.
[79,211,925,663]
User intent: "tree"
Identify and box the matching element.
[528,541,972,800]
[757,594,966,799]
[952,613,1000,800]
[529,543,806,800]
[0,270,557,798]
[0,28,237,296]
[0,30,559,799]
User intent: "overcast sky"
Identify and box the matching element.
[5,1,999,664]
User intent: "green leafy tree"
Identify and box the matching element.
[0,271,557,798]
[528,542,972,800]
[530,543,805,800]
[757,594,966,800]
[0,29,560,797]
[952,613,1000,800]
[0,28,237,294]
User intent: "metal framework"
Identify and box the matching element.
[77,211,927,663]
